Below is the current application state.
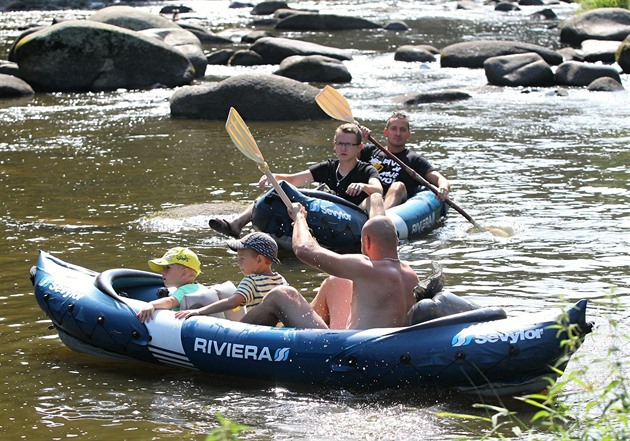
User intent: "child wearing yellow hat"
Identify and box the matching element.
[136,247,203,323]
[175,232,286,320]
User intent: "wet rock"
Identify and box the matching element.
[580,39,622,64]
[529,8,557,20]
[560,7,630,47]
[587,77,625,91]
[88,5,181,31]
[206,49,235,65]
[495,2,520,12]
[557,47,584,62]
[250,36,352,64]
[383,21,409,31]
[394,45,438,62]
[555,60,622,87]
[177,22,232,44]
[169,73,328,121]
[139,27,207,78]
[13,20,194,92]
[484,52,555,87]
[401,90,472,104]
[273,55,351,83]
[251,1,289,15]
[229,49,264,66]
[241,30,275,43]
[273,8,317,19]
[0,60,20,76]
[441,40,563,68]
[0,73,34,97]
[275,13,380,30]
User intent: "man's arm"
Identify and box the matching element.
[289,204,369,278]
[259,170,314,189]
[424,170,450,201]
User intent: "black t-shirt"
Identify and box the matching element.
[309,159,379,206]
[360,145,433,195]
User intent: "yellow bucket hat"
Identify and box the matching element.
[148,247,201,275]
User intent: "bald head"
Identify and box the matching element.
[361,215,398,256]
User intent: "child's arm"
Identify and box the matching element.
[137,297,179,323]
[175,294,245,319]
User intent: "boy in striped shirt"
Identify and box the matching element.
[175,232,286,320]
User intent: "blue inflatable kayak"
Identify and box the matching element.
[251,181,447,251]
[32,251,591,396]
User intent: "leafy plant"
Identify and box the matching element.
[205,413,249,441]
[439,299,629,440]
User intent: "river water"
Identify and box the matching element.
[1,1,629,439]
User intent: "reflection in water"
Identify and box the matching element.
[1,0,629,439]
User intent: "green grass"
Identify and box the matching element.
[577,0,630,11]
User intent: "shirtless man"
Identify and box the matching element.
[241,193,418,329]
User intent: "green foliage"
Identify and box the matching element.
[206,413,249,441]
[439,298,630,440]
[577,0,630,11]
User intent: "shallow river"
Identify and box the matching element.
[1,1,629,439]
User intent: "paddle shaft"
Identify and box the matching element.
[367,134,479,227]
[259,166,293,210]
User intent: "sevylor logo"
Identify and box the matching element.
[308,201,352,221]
[194,338,290,362]
[451,327,544,347]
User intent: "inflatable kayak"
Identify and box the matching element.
[251,181,447,251]
[32,251,591,396]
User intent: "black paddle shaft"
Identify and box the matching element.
[367,135,478,227]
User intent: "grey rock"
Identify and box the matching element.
[484,52,555,87]
[441,40,562,68]
[250,36,352,64]
[274,55,351,83]
[169,73,328,121]
[560,7,630,47]
[555,61,621,87]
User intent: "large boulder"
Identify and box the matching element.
[250,37,352,64]
[560,8,630,47]
[139,27,207,77]
[251,1,289,15]
[587,77,625,91]
[484,52,555,87]
[273,55,352,83]
[88,5,180,31]
[0,73,34,98]
[440,40,563,68]
[580,39,621,63]
[394,45,438,62]
[12,20,194,92]
[169,74,328,121]
[617,34,630,74]
[275,13,380,30]
[555,61,622,87]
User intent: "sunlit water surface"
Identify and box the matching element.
[1,1,629,439]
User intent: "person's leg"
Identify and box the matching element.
[241,286,328,329]
[383,182,407,210]
[311,276,352,329]
[208,203,254,237]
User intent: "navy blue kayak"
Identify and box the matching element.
[32,251,591,396]
[251,181,447,251]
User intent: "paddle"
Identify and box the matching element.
[225,107,293,210]
[315,86,511,236]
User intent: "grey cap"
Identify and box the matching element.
[227,232,280,264]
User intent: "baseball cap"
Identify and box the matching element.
[227,232,280,264]
[148,247,202,274]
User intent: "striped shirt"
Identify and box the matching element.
[235,273,288,308]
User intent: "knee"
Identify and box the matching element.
[389,182,406,196]
[265,285,299,303]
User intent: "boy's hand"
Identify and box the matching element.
[136,304,155,323]
[288,203,306,221]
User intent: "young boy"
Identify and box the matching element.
[136,246,203,323]
[175,232,287,319]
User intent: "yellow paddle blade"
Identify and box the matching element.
[225,107,266,166]
[315,85,356,123]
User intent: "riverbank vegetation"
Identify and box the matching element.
[441,297,629,440]
[578,0,630,10]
